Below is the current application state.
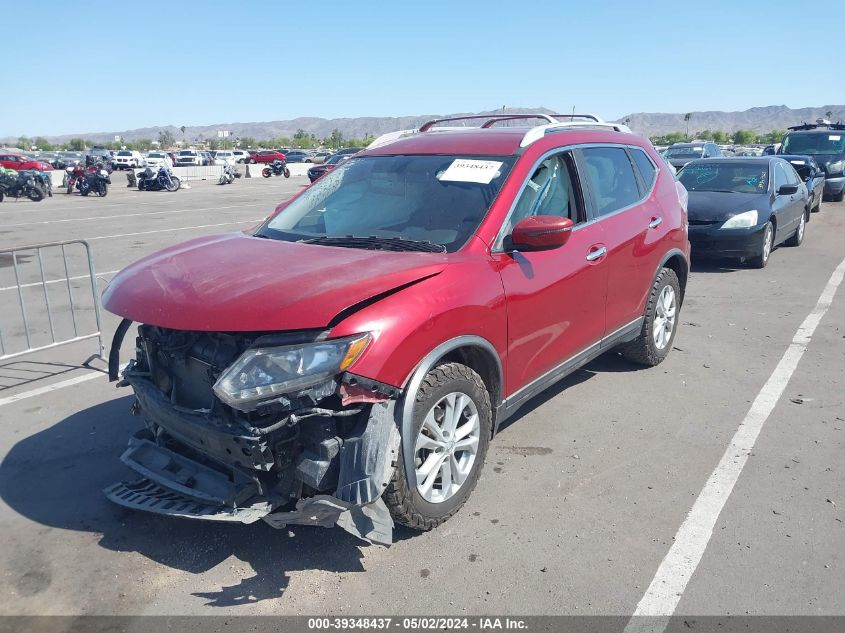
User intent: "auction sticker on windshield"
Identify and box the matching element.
[438,159,503,184]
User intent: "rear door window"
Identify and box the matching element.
[579,147,642,217]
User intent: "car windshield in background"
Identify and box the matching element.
[257,154,516,253]
[117,151,132,156]
[665,147,704,159]
[326,154,345,165]
[782,132,845,155]
[678,162,769,194]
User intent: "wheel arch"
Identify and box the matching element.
[399,336,503,488]
[656,248,689,304]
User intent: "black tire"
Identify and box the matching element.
[834,191,845,203]
[785,211,805,247]
[166,177,180,192]
[384,362,491,530]
[619,267,681,367]
[284,168,291,178]
[138,180,145,190]
[66,181,73,195]
[747,220,775,269]
[811,198,821,213]
[262,168,271,178]
[249,158,256,164]
[98,182,108,197]
[0,191,4,203]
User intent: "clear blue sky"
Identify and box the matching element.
[4,0,843,137]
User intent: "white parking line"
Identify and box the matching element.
[624,254,845,633]
[0,371,103,408]
[86,219,263,241]
[2,203,263,228]
[0,270,120,293]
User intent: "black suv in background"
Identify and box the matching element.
[780,122,845,201]
[663,141,722,170]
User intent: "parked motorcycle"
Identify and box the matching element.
[79,169,109,197]
[23,170,52,197]
[218,163,239,185]
[261,159,290,178]
[137,166,181,192]
[0,171,47,202]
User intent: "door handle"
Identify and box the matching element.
[648,217,663,229]
[586,246,607,262]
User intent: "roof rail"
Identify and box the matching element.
[418,113,558,132]
[367,112,629,150]
[787,121,845,131]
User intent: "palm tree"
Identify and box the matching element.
[826,110,833,121]
[684,113,692,138]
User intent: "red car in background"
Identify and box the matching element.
[249,149,287,164]
[0,153,54,171]
[102,113,690,545]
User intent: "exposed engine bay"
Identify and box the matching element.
[105,322,401,544]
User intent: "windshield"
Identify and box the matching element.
[782,132,845,156]
[117,151,132,156]
[679,162,769,194]
[257,154,516,252]
[665,147,704,159]
[178,151,194,156]
[326,154,345,165]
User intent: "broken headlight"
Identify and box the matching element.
[212,333,371,411]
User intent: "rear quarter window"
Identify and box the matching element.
[630,148,657,191]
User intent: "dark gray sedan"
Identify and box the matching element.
[678,157,810,268]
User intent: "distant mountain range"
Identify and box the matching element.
[3,105,843,145]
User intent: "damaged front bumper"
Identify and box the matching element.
[105,323,402,545]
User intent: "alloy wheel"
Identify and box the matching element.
[762,223,773,263]
[652,285,677,350]
[414,392,481,504]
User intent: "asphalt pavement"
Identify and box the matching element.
[0,177,842,618]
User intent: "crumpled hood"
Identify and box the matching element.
[687,191,769,223]
[102,233,448,331]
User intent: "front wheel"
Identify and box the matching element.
[97,182,108,197]
[283,168,291,178]
[165,177,180,192]
[66,180,74,195]
[383,362,491,530]
[619,267,681,366]
[785,211,805,247]
[748,220,774,269]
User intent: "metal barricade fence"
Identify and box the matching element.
[0,239,104,364]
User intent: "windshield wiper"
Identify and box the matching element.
[297,235,447,253]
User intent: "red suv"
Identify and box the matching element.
[102,114,690,544]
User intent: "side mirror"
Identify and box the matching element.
[777,184,799,196]
[510,216,574,251]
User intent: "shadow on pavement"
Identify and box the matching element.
[0,350,641,606]
[0,395,367,607]
[690,257,743,273]
[497,351,637,433]
[0,360,92,391]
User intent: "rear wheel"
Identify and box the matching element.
[262,168,271,178]
[748,221,774,269]
[834,191,845,203]
[66,180,73,194]
[619,267,680,366]
[383,362,491,530]
[785,211,805,247]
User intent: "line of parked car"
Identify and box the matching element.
[669,120,845,268]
